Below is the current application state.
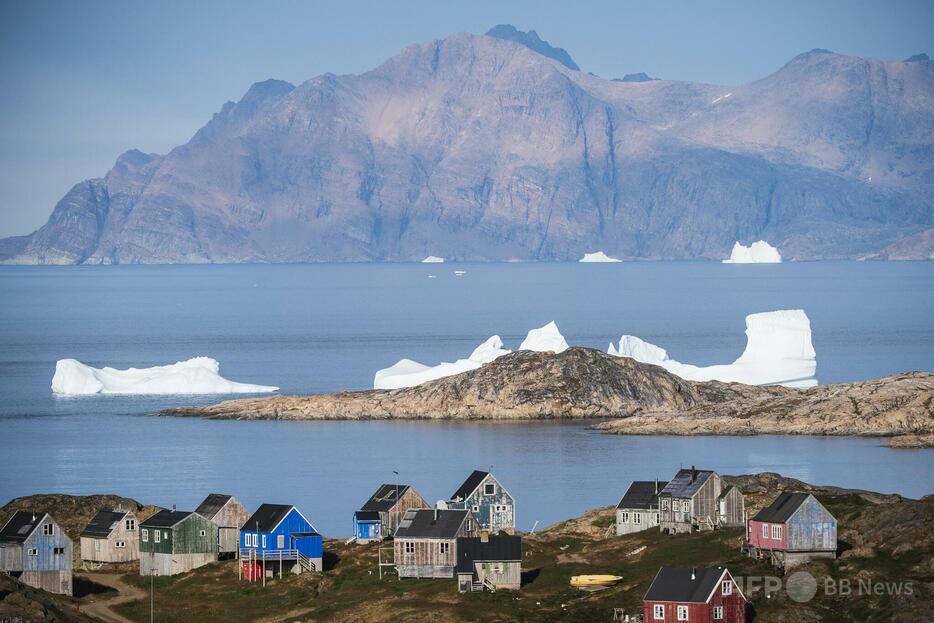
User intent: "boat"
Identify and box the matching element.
[570,574,623,590]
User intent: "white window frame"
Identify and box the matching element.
[115,540,126,549]
[466,518,473,531]
[154,530,161,543]
[43,523,55,536]
[404,541,415,554]
[633,512,642,524]
[200,529,207,537]
[439,542,450,555]
[28,548,38,556]
[126,519,135,531]
[722,580,732,595]
[277,534,285,548]
[762,523,769,538]
[261,534,267,548]
[677,604,689,621]
[661,499,669,510]
[142,530,148,542]
[484,483,495,496]
[771,524,782,540]
[53,546,65,555]
[653,604,665,619]
[493,562,504,574]
[713,605,724,620]
[620,512,629,523]
[473,505,480,513]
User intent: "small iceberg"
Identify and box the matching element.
[579,251,622,263]
[51,357,279,395]
[519,321,569,353]
[374,336,511,390]
[454,270,466,276]
[722,241,782,263]
[421,256,444,263]
[608,310,816,388]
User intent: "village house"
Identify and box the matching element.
[658,467,744,533]
[0,511,73,596]
[239,504,322,578]
[746,492,837,568]
[195,493,250,558]
[139,510,217,576]
[393,508,480,579]
[455,534,522,593]
[448,470,515,533]
[643,566,747,623]
[79,509,139,563]
[616,480,667,535]
[717,486,746,528]
[353,484,429,542]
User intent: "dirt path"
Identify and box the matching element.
[75,573,146,623]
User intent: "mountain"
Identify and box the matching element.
[485,24,580,70]
[2,30,932,264]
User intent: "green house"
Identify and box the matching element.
[139,510,217,576]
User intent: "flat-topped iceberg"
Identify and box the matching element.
[374,336,511,390]
[51,357,279,395]
[519,321,569,353]
[421,255,444,263]
[608,310,816,388]
[722,240,782,263]
[579,251,622,263]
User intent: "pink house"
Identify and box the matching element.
[746,492,837,569]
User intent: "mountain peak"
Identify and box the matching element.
[485,24,579,71]
[905,53,929,62]
[241,79,295,103]
[614,72,658,83]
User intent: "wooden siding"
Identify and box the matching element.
[384,487,430,535]
[644,571,746,623]
[208,498,250,554]
[394,517,479,578]
[140,514,217,556]
[20,570,73,596]
[0,544,22,571]
[240,507,321,559]
[787,496,837,552]
[719,487,745,527]
[449,474,515,533]
[139,551,216,576]
[616,508,659,535]
[659,473,722,533]
[23,516,72,573]
[475,560,521,590]
[80,512,139,563]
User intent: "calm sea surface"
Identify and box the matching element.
[0,262,932,535]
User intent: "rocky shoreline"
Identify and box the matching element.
[161,348,934,444]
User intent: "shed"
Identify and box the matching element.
[616,480,667,535]
[240,504,322,577]
[448,470,515,533]
[393,508,480,578]
[353,484,429,542]
[0,511,73,595]
[80,509,139,563]
[455,535,522,592]
[717,485,746,527]
[139,510,217,576]
[643,566,747,623]
[746,492,837,568]
[196,493,250,556]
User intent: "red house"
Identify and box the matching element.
[746,491,837,568]
[644,566,746,623]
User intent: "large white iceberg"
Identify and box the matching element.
[722,240,782,263]
[579,251,622,263]
[608,310,817,388]
[51,357,279,395]
[519,321,569,353]
[374,336,511,390]
[421,256,444,263]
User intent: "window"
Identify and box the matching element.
[116,540,126,548]
[653,604,665,619]
[633,513,642,524]
[762,523,769,538]
[277,535,284,548]
[484,483,495,496]
[261,535,267,548]
[53,547,65,555]
[28,548,38,556]
[404,542,415,554]
[200,530,207,537]
[473,505,480,513]
[154,530,161,543]
[142,530,148,542]
[126,519,135,531]
[661,499,669,510]
[493,562,503,574]
[43,523,55,536]
[771,525,782,540]
[677,605,689,620]
[620,512,629,523]
[466,518,473,531]
[722,580,732,595]
[713,605,724,620]
[439,542,450,555]
[656,513,660,522]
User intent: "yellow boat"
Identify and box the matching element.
[570,574,623,589]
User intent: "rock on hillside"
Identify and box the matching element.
[2,29,932,264]
[0,573,96,622]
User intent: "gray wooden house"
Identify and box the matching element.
[393,508,480,578]
[658,467,723,534]
[139,510,217,576]
[196,493,250,557]
[448,470,515,534]
[616,480,667,535]
[455,534,521,592]
[354,484,429,542]
[80,509,139,563]
[718,485,746,528]
[0,511,73,595]
[746,492,837,568]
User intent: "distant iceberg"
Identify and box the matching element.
[374,336,511,390]
[51,357,279,395]
[421,256,444,263]
[608,310,817,388]
[579,251,622,263]
[519,321,569,353]
[722,241,782,263]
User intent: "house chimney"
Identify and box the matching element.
[654,479,659,495]
[172,504,176,512]
[691,568,696,581]
[434,507,438,522]
[691,466,697,484]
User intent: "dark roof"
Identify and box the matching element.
[644,566,726,603]
[617,481,668,510]
[452,470,489,501]
[195,493,233,519]
[718,485,739,500]
[354,510,380,521]
[243,504,293,533]
[81,510,129,537]
[394,509,469,538]
[752,492,812,523]
[360,484,411,512]
[0,511,45,543]
[659,469,715,499]
[456,536,522,573]
[141,510,195,528]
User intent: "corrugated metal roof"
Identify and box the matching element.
[81,510,129,537]
[751,492,812,523]
[451,470,489,501]
[659,469,715,498]
[195,493,233,520]
[394,509,469,538]
[243,504,293,533]
[141,510,194,528]
[0,511,45,543]
[360,484,411,513]
[644,566,726,603]
[455,536,522,573]
[617,481,668,510]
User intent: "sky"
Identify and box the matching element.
[1,0,932,238]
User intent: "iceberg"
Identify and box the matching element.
[722,240,782,263]
[519,321,569,354]
[579,251,622,263]
[51,357,279,395]
[421,256,444,263]
[608,310,817,388]
[374,336,511,390]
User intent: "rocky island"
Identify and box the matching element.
[162,348,934,445]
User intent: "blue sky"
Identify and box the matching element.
[1,0,932,237]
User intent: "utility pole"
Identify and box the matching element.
[150,550,154,623]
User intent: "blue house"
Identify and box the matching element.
[240,504,322,577]
[0,511,73,595]
[352,484,429,543]
[448,471,516,534]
